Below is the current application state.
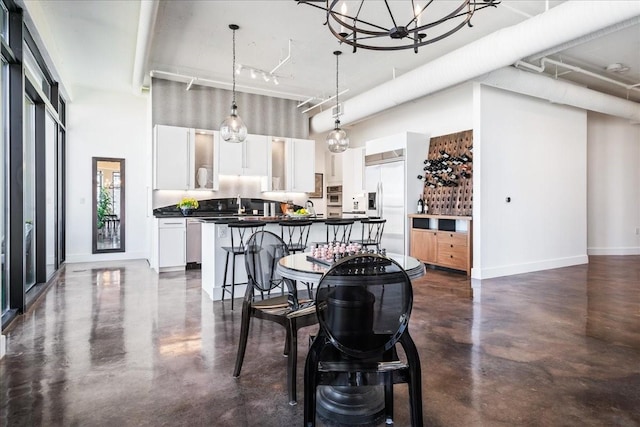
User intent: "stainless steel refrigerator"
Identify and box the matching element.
[365,151,406,254]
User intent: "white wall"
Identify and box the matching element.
[587,112,640,255]
[66,87,149,262]
[308,80,637,280]
[329,83,474,148]
[475,85,588,279]
[311,83,473,217]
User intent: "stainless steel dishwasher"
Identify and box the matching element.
[186,219,202,266]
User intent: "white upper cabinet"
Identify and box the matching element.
[325,151,343,185]
[218,133,268,176]
[154,125,218,191]
[264,137,315,193]
[154,125,195,190]
[286,138,315,192]
[341,146,366,211]
[193,130,219,190]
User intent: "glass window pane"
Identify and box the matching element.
[23,46,50,99]
[46,112,56,279]
[0,2,7,42]
[1,59,7,313]
[24,96,36,292]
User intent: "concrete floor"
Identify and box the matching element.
[1,256,639,426]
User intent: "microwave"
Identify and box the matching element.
[326,185,342,194]
[327,193,342,205]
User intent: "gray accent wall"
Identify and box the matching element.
[151,78,309,138]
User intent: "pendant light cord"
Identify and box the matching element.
[334,50,341,124]
[232,27,237,106]
[335,53,339,113]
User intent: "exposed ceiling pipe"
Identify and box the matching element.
[479,67,640,123]
[516,58,640,96]
[132,0,160,95]
[310,1,640,134]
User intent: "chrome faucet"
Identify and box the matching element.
[236,194,242,214]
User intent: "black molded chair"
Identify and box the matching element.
[351,218,386,251]
[221,221,265,310]
[279,220,312,253]
[303,253,423,426]
[234,230,318,405]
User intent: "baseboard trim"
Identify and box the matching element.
[473,255,589,280]
[587,247,640,256]
[65,251,148,263]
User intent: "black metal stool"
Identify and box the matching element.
[351,218,386,251]
[280,220,314,297]
[221,221,265,310]
[279,220,312,253]
[315,219,354,246]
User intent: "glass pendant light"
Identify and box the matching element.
[326,50,349,153]
[220,24,247,143]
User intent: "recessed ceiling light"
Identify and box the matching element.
[605,63,630,73]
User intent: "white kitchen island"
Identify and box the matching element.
[201,219,365,301]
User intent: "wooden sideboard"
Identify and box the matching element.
[408,214,472,275]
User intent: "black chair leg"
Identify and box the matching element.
[304,338,322,426]
[222,252,230,301]
[401,333,424,427]
[287,320,298,405]
[384,372,394,424]
[233,302,252,377]
[305,282,313,299]
[230,254,236,310]
[284,326,291,356]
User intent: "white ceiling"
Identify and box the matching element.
[22,0,640,111]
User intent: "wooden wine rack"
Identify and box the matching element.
[422,129,473,216]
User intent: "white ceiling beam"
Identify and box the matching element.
[132,0,160,95]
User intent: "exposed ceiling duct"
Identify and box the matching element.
[310,1,640,134]
[479,67,640,123]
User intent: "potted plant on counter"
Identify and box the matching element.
[177,197,199,216]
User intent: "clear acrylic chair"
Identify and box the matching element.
[234,230,318,405]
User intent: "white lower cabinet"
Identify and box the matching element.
[158,218,186,271]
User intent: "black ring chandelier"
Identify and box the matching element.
[297,0,501,53]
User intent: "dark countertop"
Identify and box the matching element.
[154,212,372,224]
